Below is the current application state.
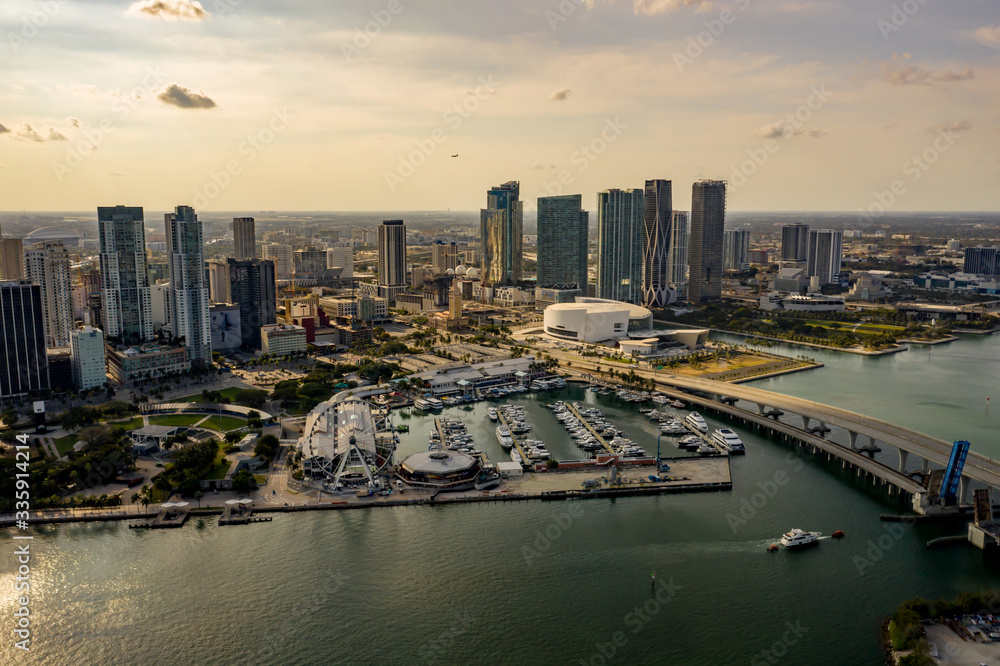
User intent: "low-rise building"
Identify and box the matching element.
[759,292,845,312]
[261,324,307,355]
[106,342,190,388]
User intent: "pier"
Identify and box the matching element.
[564,402,615,456]
[495,408,535,466]
[677,418,728,456]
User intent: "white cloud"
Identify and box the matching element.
[632,0,713,16]
[126,0,209,21]
[15,124,67,142]
[881,56,974,86]
[970,25,1000,49]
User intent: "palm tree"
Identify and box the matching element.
[130,493,139,514]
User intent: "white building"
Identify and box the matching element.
[70,325,106,390]
[262,243,294,278]
[543,298,653,343]
[326,247,353,279]
[165,206,211,366]
[261,324,307,355]
[23,241,73,348]
[150,282,170,330]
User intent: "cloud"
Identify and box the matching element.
[532,163,545,170]
[109,171,126,177]
[881,56,974,86]
[68,117,80,128]
[970,25,1000,49]
[0,122,9,134]
[47,129,68,141]
[751,122,826,139]
[12,123,70,142]
[633,0,713,15]
[126,0,209,21]
[157,84,217,109]
[929,120,971,133]
[550,87,572,101]
[0,164,8,168]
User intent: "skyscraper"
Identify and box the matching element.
[964,247,1000,276]
[596,188,644,304]
[723,229,751,272]
[0,240,23,281]
[806,229,843,285]
[480,181,523,286]
[668,211,689,298]
[432,241,460,275]
[642,179,673,307]
[688,180,727,303]
[377,220,407,287]
[228,259,277,350]
[537,194,588,292]
[165,205,211,366]
[98,205,152,344]
[233,217,257,261]
[70,325,106,391]
[780,223,809,262]
[262,243,294,278]
[23,241,73,348]
[326,247,353,279]
[207,261,231,304]
[0,280,49,397]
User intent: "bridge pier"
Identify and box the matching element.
[801,414,810,430]
[960,477,972,505]
[849,431,859,451]
[756,403,765,414]
[898,449,909,473]
[921,458,930,474]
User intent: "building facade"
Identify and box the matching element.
[964,247,1000,276]
[262,243,294,278]
[233,217,256,261]
[537,194,588,293]
[688,180,727,302]
[326,247,353,279]
[261,324,307,355]
[596,188,644,304]
[781,223,809,262]
[106,343,190,387]
[806,229,844,285]
[165,206,211,366]
[0,281,49,397]
[23,241,73,348]
[723,229,750,272]
[377,220,407,289]
[228,258,277,350]
[0,237,24,281]
[480,181,523,286]
[432,242,460,275]
[70,325,106,390]
[207,261,230,304]
[642,179,674,307]
[98,205,153,343]
[668,211,689,299]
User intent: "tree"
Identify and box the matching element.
[1,410,18,428]
[194,490,204,510]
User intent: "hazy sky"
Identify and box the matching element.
[1,0,997,213]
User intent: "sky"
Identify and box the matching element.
[0,0,998,213]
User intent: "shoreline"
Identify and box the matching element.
[704,328,910,356]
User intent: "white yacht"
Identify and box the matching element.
[685,412,708,432]
[496,426,513,449]
[780,529,821,549]
[712,428,746,454]
[487,407,498,422]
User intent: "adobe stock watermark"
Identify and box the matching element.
[673,0,751,73]
[750,620,809,665]
[877,0,931,42]
[856,126,962,224]
[384,76,501,192]
[545,0,590,31]
[728,84,833,193]
[576,578,683,665]
[6,0,67,53]
[341,0,411,63]
[522,502,584,565]
[52,66,170,182]
[417,611,475,664]
[537,117,627,198]
[725,450,807,534]
[192,107,295,208]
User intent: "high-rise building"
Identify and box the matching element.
[688,180,727,303]
[432,241,460,275]
[262,243,294,278]
[233,217,256,261]
[668,211,689,298]
[326,247,353,279]
[642,179,673,307]
[293,248,328,277]
[480,181,523,286]
[207,261,231,304]
[449,280,463,323]
[780,223,809,262]
[377,220,407,287]
[23,241,73,348]
[165,206,211,366]
[228,259,277,350]
[0,280,49,397]
[98,205,153,344]
[946,239,961,252]
[806,229,844,285]
[596,188,644,303]
[0,238,24,280]
[964,247,1000,276]
[70,325,106,391]
[723,229,751,272]
[537,194,588,292]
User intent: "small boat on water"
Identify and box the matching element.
[487,407,498,422]
[832,530,845,539]
[780,529,821,549]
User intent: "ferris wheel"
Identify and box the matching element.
[300,397,395,489]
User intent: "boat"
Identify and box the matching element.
[679,435,702,448]
[670,400,686,409]
[487,408,498,422]
[832,530,845,539]
[685,412,708,432]
[495,426,513,449]
[780,529,821,549]
[712,428,746,454]
[510,449,523,464]
[767,544,779,552]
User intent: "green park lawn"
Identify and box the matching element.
[202,446,233,480]
[54,434,80,456]
[197,415,248,432]
[108,416,144,431]
[148,414,205,428]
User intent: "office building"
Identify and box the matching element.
[806,229,844,285]
[642,179,673,307]
[377,220,407,288]
[228,259,277,350]
[326,247,353,279]
[23,241,73,348]
[781,223,809,262]
[233,217,256,261]
[98,205,153,344]
[480,181,523,286]
[262,243,294,278]
[261,324,308,355]
[596,188,644,304]
[70,325,106,391]
[964,247,1000,276]
[209,303,242,352]
[0,280,49,397]
[946,239,961,252]
[165,206,211,366]
[688,180,727,302]
[0,237,23,280]
[432,241,460,275]
[207,261,230,304]
[537,194,588,293]
[723,229,751,272]
[668,211,689,298]
[106,343,190,388]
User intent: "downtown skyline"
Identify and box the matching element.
[0,1,997,212]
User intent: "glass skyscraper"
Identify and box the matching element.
[596,188,644,304]
[165,205,211,366]
[480,181,523,286]
[642,179,673,307]
[688,180,726,303]
[98,205,152,344]
[537,194,588,292]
